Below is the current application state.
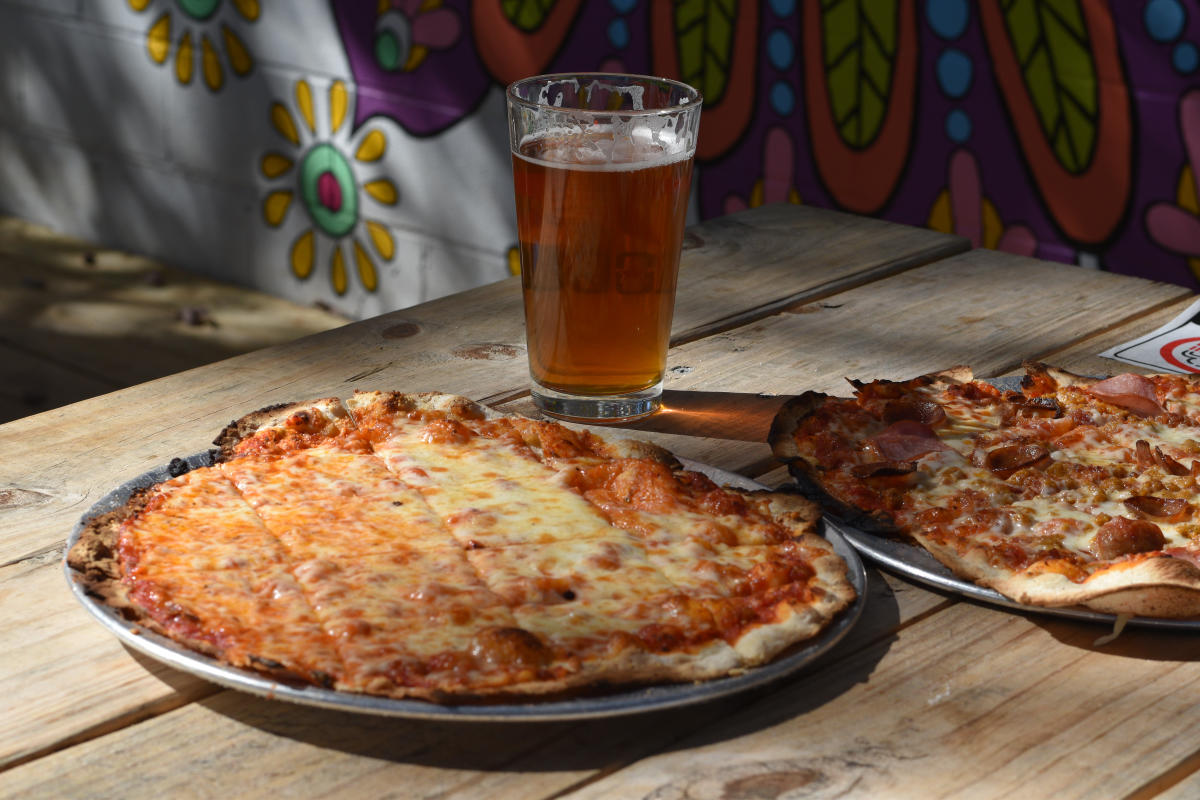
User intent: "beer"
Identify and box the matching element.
[513,130,694,396]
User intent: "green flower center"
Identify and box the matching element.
[374,11,412,72]
[176,0,220,21]
[300,144,358,237]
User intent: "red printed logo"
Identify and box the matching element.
[1160,337,1200,373]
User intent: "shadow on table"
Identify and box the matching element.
[1025,614,1200,660]
[194,567,902,775]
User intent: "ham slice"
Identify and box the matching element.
[1087,374,1165,417]
[871,420,949,461]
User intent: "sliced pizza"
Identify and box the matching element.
[69,391,858,701]
[770,363,1200,618]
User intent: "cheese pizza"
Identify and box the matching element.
[69,392,856,702]
[769,363,1200,618]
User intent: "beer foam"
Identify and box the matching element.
[516,126,693,172]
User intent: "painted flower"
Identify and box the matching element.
[372,0,462,73]
[724,127,802,215]
[928,149,1038,256]
[1146,90,1200,280]
[260,79,400,295]
[128,0,257,91]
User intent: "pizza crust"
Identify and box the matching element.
[996,555,1200,618]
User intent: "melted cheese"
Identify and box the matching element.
[119,469,342,679]
[220,446,459,557]
[112,392,851,698]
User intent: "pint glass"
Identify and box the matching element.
[507,74,702,421]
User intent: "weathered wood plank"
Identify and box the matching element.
[997,295,1199,379]
[0,341,117,423]
[0,556,215,770]
[1142,753,1200,800]
[0,217,349,401]
[562,603,1200,800]
[665,251,1189,409]
[668,204,969,343]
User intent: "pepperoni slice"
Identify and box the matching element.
[1092,516,1166,559]
[983,443,1049,476]
[850,460,917,478]
[1087,374,1164,417]
[1123,496,1191,522]
[1155,447,1190,476]
[882,399,946,426]
[871,420,949,462]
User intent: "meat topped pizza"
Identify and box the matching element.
[69,391,856,702]
[769,363,1200,618]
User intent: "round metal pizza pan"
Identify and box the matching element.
[824,373,1200,630]
[64,455,867,721]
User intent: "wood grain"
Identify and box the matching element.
[998,296,1200,379]
[0,556,214,768]
[0,341,117,423]
[0,218,349,391]
[667,204,969,343]
[563,603,1200,800]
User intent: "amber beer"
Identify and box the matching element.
[513,131,694,399]
[508,73,701,421]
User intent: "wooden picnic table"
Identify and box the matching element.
[4,203,1200,799]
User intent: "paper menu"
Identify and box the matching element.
[1100,296,1200,374]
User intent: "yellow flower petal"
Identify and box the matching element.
[330,80,348,134]
[147,13,170,64]
[363,179,398,205]
[507,246,521,276]
[176,31,194,85]
[377,0,389,13]
[749,179,764,209]
[201,34,223,91]
[404,45,428,72]
[353,240,378,292]
[331,247,348,295]
[232,0,260,21]
[927,189,953,234]
[263,190,293,226]
[260,153,293,179]
[1180,165,1198,215]
[788,188,802,205]
[222,25,253,76]
[981,197,1003,251]
[355,130,386,163]
[270,102,299,146]
[296,80,316,135]
[129,0,152,10]
[365,220,395,260]
[291,230,315,279]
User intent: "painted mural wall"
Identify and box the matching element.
[0,0,1198,321]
